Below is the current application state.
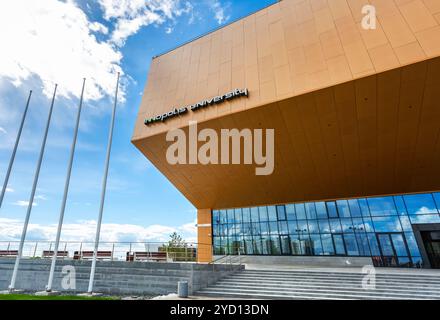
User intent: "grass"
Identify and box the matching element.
[0,293,119,300]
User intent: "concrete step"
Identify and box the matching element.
[210,282,440,296]
[197,289,429,300]
[241,270,440,280]
[226,275,440,287]
[198,286,440,300]
[196,269,440,300]
[228,273,440,284]
[217,279,440,291]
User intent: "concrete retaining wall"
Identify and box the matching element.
[0,258,243,296]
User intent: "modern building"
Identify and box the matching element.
[132,0,440,268]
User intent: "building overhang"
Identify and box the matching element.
[133,57,440,209]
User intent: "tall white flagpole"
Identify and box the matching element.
[9,84,57,292]
[87,73,120,294]
[0,90,33,209]
[46,79,86,292]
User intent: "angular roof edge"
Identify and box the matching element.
[152,0,280,60]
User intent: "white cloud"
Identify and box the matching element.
[211,0,230,25]
[415,206,438,215]
[88,21,109,35]
[0,0,123,101]
[13,200,38,207]
[0,218,197,244]
[5,187,14,193]
[35,195,47,201]
[97,0,193,46]
[0,127,6,134]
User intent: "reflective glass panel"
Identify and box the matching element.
[268,237,281,255]
[367,197,397,216]
[337,200,351,218]
[318,219,331,233]
[321,234,335,255]
[362,217,374,232]
[288,220,298,235]
[340,218,354,233]
[305,203,317,219]
[367,233,381,256]
[344,234,359,256]
[409,214,440,224]
[297,220,309,233]
[267,206,278,221]
[404,232,421,258]
[352,218,365,232]
[310,234,323,255]
[259,206,269,222]
[372,216,402,232]
[377,234,394,256]
[399,216,412,231]
[307,220,319,233]
[433,193,440,211]
[404,194,438,215]
[358,199,371,217]
[356,233,371,256]
[330,219,342,233]
[391,234,408,257]
[250,207,259,223]
[333,234,345,255]
[290,238,302,255]
[227,209,235,223]
[278,220,288,234]
[269,222,279,235]
[295,203,306,220]
[276,205,287,221]
[315,202,328,219]
[393,196,407,216]
[326,201,338,218]
[242,208,251,223]
[260,222,269,235]
[286,204,296,220]
[348,199,362,217]
[280,236,291,255]
[234,208,242,223]
[251,223,261,236]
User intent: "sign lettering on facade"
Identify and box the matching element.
[144,88,249,126]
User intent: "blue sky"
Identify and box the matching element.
[0,0,276,243]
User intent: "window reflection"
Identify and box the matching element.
[337,200,351,218]
[404,194,438,215]
[212,192,440,268]
[367,197,397,216]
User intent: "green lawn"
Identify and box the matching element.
[0,293,119,300]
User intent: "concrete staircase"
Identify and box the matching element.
[197,268,440,300]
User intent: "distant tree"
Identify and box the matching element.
[166,232,187,248]
[160,232,195,262]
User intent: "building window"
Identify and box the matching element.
[211,192,440,267]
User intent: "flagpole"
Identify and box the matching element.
[87,73,120,294]
[9,84,58,292]
[0,90,33,209]
[46,79,86,292]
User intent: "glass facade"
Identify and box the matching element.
[212,192,440,268]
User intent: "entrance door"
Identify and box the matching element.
[376,233,411,267]
[421,231,440,268]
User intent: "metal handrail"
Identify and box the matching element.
[0,240,206,263]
